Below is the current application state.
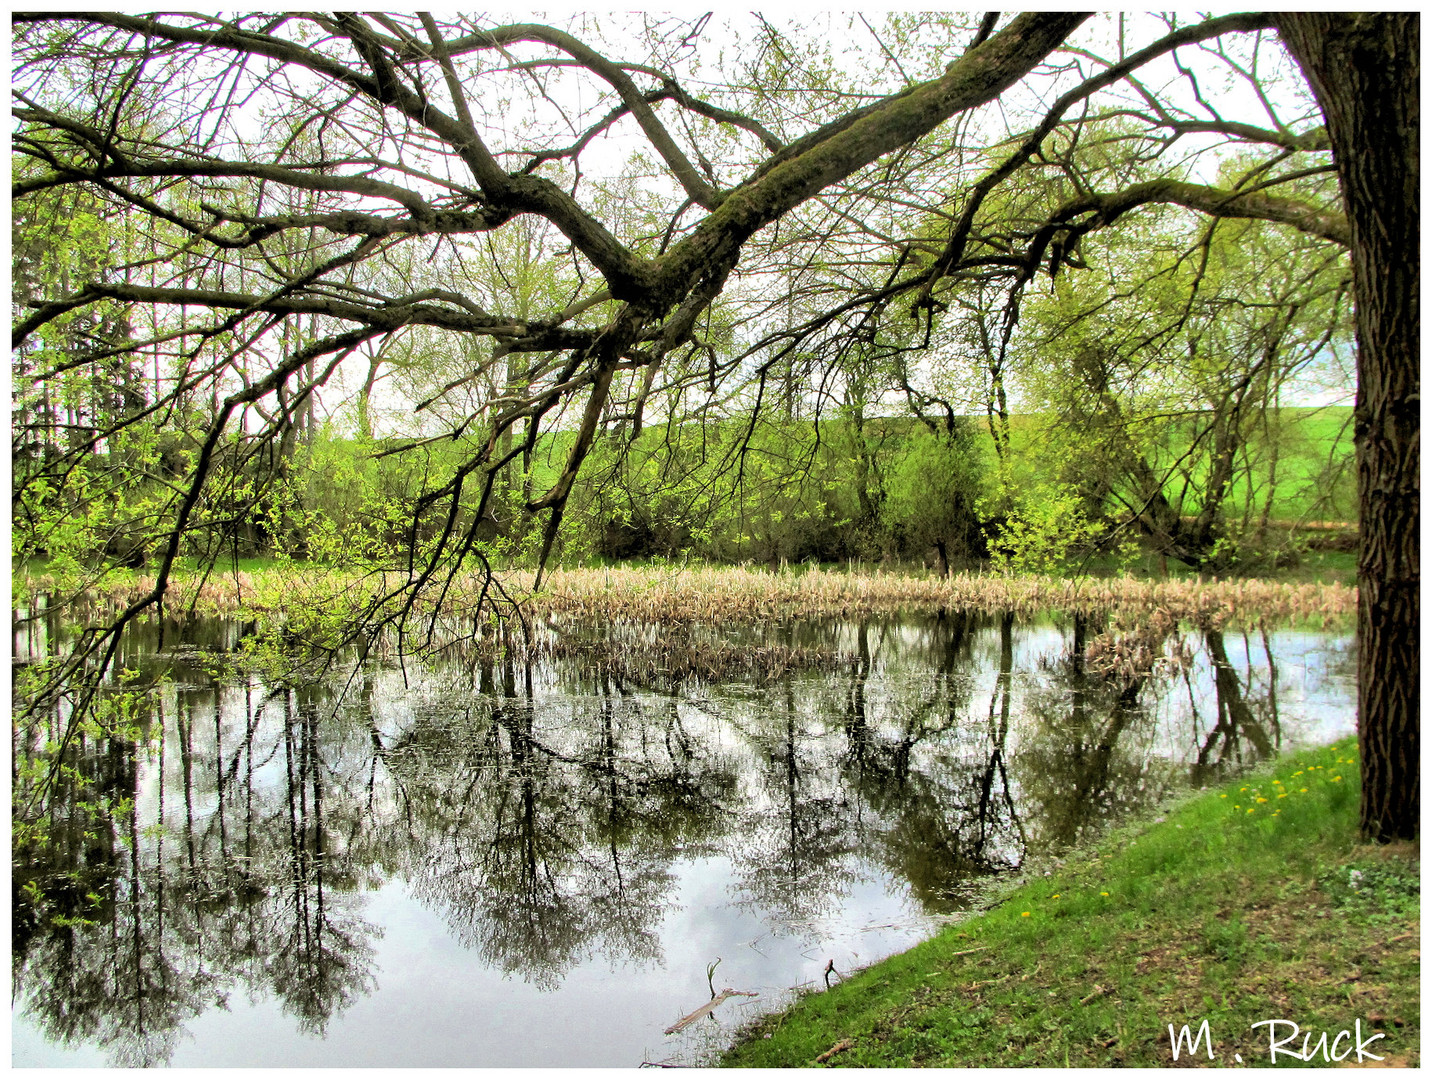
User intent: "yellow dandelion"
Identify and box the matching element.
[1021,911,1031,917]
[1100,892,1109,897]
[1278,793,1288,799]
[1247,808,1256,814]
[1052,894,1060,900]
[1220,794,1228,799]
[1256,797,1268,803]
[1300,787,1308,793]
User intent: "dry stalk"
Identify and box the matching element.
[663,988,758,1035]
[24,565,1357,631]
[815,1038,855,1063]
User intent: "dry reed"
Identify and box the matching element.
[536,633,845,685]
[533,566,1355,630]
[19,563,1356,630]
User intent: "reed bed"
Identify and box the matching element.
[535,566,1355,630]
[536,634,847,686]
[19,562,1356,630]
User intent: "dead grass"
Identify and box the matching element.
[535,566,1354,628]
[19,562,1356,630]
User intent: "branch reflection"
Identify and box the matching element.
[13,611,1338,1062]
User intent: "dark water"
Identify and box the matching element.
[11,607,1354,1066]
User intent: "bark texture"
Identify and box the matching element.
[1277,14,1419,841]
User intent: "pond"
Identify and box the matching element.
[12,608,1355,1067]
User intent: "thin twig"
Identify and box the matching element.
[1079,984,1111,1005]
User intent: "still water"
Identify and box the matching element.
[12,610,1354,1066]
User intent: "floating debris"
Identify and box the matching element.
[664,988,759,1035]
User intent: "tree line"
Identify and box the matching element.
[14,178,1357,577]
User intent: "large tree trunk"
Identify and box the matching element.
[1276,14,1419,841]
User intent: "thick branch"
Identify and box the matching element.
[14,282,597,352]
[1052,178,1350,247]
[655,12,1091,306]
[13,125,443,216]
[1152,117,1331,152]
[16,11,654,298]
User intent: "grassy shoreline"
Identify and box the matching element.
[720,737,1418,1068]
[14,560,1356,630]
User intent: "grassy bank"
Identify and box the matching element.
[722,737,1419,1068]
[15,559,1356,630]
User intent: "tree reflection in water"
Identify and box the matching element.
[379,651,740,990]
[12,612,1353,1064]
[1018,612,1173,850]
[837,613,1024,910]
[1191,628,1280,784]
[14,672,379,1065]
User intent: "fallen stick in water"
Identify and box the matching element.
[664,988,759,1034]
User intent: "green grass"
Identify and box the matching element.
[999,405,1357,525]
[722,737,1418,1068]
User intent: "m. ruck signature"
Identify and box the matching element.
[1168,1018,1386,1064]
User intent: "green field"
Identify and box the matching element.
[994,404,1357,525]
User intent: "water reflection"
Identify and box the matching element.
[12,611,1354,1066]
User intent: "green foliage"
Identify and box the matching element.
[883,421,988,569]
[1317,860,1420,925]
[997,172,1354,572]
[983,479,1104,576]
[559,408,994,570]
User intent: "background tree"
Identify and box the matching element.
[1009,203,1353,572]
